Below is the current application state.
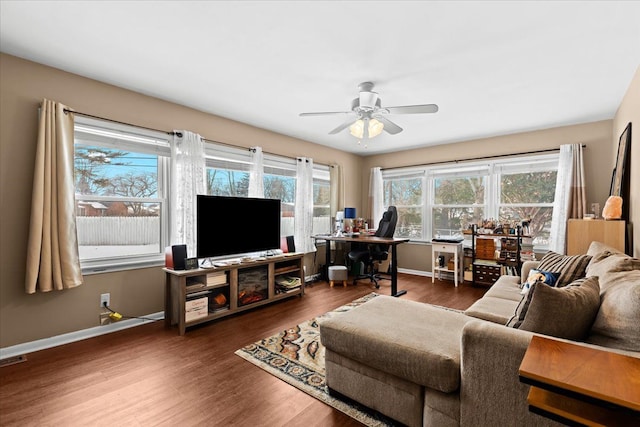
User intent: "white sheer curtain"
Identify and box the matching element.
[25,99,83,293]
[368,167,384,228]
[549,144,586,253]
[295,157,316,253]
[171,130,206,257]
[248,146,264,198]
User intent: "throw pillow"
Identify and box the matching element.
[521,269,560,294]
[537,251,592,287]
[506,277,600,341]
[586,251,640,290]
[586,270,640,352]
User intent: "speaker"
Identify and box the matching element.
[286,235,296,253]
[280,235,296,253]
[171,244,188,270]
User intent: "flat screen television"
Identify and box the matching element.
[196,195,281,259]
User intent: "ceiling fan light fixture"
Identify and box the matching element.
[369,118,384,137]
[349,118,384,139]
[349,119,364,138]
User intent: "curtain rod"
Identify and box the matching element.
[62,108,300,161]
[380,144,587,170]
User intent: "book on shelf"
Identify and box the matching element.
[275,276,301,288]
[207,270,226,277]
[206,272,227,285]
[275,276,301,294]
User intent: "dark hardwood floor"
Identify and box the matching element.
[0,274,486,427]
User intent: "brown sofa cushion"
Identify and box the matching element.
[587,270,640,352]
[506,277,600,340]
[536,251,591,287]
[464,296,519,325]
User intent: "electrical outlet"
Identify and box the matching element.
[100,293,110,308]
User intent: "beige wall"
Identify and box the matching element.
[0,54,362,348]
[361,120,616,272]
[1,52,637,349]
[612,66,640,257]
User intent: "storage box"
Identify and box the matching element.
[185,296,208,322]
[447,258,455,271]
[475,238,496,260]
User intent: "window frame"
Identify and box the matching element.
[73,117,171,274]
[381,153,559,251]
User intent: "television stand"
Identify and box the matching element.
[164,253,304,335]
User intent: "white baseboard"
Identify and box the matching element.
[0,271,432,361]
[397,268,432,277]
[0,311,164,361]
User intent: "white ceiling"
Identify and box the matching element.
[1,1,639,155]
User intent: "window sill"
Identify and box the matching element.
[81,256,164,275]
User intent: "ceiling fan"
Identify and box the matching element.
[299,82,438,139]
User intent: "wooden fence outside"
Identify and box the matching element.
[76,216,329,245]
[77,217,159,245]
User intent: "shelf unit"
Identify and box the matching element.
[471,226,529,287]
[164,253,304,335]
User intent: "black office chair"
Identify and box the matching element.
[348,206,398,288]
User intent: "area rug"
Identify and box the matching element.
[235,293,398,426]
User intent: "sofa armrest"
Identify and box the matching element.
[459,320,560,427]
[520,260,540,283]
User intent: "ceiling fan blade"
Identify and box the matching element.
[329,118,357,134]
[384,104,439,114]
[375,116,403,135]
[299,111,352,117]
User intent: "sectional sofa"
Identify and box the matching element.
[320,241,640,426]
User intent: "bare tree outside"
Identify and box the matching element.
[75,147,129,196]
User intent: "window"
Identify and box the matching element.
[382,171,424,238]
[313,166,331,235]
[431,165,489,238]
[495,158,557,246]
[74,117,170,272]
[73,117,331,271]
[204,144,331,237]
[381,153,558,250]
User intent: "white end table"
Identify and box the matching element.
[432,241,464,287]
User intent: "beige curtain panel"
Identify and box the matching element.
[25,99,83,293]
[329,163,343,219]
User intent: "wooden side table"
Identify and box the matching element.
[519,335,640,426]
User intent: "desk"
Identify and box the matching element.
[431,241,463,287]
[313,234,409,297]
[519,335,640,426]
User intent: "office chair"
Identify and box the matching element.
[348,206,398,288]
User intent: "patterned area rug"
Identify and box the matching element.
[235,293,398,426]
